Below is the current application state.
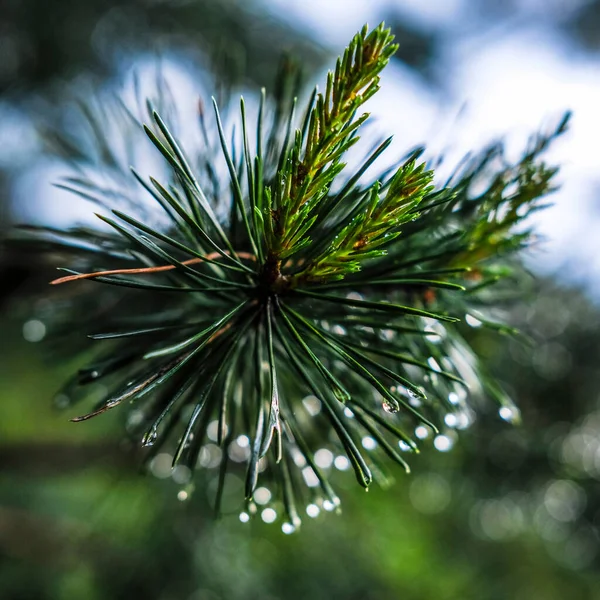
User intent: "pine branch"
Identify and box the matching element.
[9,22,569,531]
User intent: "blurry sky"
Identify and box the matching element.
[4,0,600,295]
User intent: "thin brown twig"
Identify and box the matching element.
[50,252,256,285]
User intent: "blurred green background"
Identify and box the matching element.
[3,1,600,599]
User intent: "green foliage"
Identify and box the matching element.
[13,23,568,530]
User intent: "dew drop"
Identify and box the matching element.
[302,395,322,416]
[261,508,277,523]
[314,448,334,469]
[239,512,250,523]
[172,465,192,485]
[254,487,272,505]
[466,314,483,328]
[334,455,350,471]
[23,319,46,343]
[142,428,158,447]
[409,396,423,408]
[415,426,430,440]
[207,419,223,442]
[281,522,295,534]
[292,449,307,468]
[382,401,398,414]
[434,435,453,452]
[499,406,519,422]
[149,453,173,479]
[444,414,458,428]
[236,434,250,448]
[398,440,412,452]
[333,386,350,403]
[362,436,377,450]
[306,503,320,518]
[302,466,319,488]
[427,357,442,372]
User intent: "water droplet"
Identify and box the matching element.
[381,329,394,341]
[302,395,322,416]
[333,386,350,403]
[448,392,460,405]
[466,314,483,328]
[149,453,173,479]
[434,435,453,452]
[177,489,189,502]
[444,414,458,428]
[409,396,423,408]
[344,407,354,418]
[346,292,364,301]
[228,439,251,462]
[239,512,250,523]
[499,406,519,422]
[362,436,377,450]
[314,448,334,469]
[207,419,224,442]
[261,508,277,523]
[254,487,272,505]
[332,325,346,336]
[323,500,335,512]
[292,449,307,468]
[23,319,46,342]
[427,357,442,372]
[415,426,430,440]
[142,427,158,447]
[281,522,295,534]
[382,401,398,414]
[306,503,320,518]
[236,434,250,448]
[197,444,222,468]
[398,440,412,452]
[334,455,350,471]
[456,410,474,430]
[172,465,192,484]
[302,466,319,488]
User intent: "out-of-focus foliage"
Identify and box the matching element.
[0,0,326,93]
[3,279,600,599]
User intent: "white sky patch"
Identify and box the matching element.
[385,0,467,28]
[263,0,376,46]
